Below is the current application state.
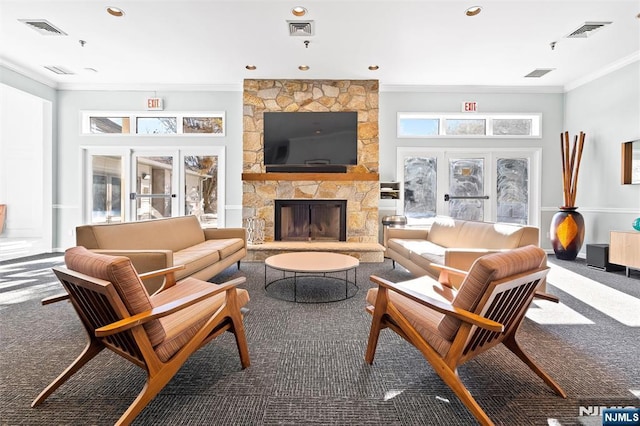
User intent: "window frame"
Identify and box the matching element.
[81,111,226,136]
[397,112,541,139]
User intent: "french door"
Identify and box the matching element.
[397,147,540,226]
[84,147,225,226]
[132,152,178,221]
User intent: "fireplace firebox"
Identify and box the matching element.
[274,199,347,241]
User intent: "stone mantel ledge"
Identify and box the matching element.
[242,172,379,181]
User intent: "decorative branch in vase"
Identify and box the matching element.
[551,131,586,260]
[560,131,585,208]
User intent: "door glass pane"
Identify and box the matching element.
[184,155,218,226]
[91,155,123,223]
[403,157,437,220]
[445,119,486,135]
[136,156,173,220]
[496,158,529,224]
[449,158,484,221]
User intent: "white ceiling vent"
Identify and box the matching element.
[566,21,612,38]
[288,20,314,36]
[524,68,555,78]
[19,19,68,36]
[44,65,74,75]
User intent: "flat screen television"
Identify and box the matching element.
[263,111,357,172]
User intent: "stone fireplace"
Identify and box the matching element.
[275,199,347,242]
[242,79,380,245]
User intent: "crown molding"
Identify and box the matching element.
[0,58,58,89]
[564,51,640,92]
[56,82,243,91]
[379,84,564,94]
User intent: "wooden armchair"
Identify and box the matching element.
[365,245,566,426]
[32,246,250,426]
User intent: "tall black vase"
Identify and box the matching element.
[550,207,585,260]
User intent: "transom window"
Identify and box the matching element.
[397,113,540,138]
[82,112,225,136]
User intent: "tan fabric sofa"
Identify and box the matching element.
[384,216,541,288]
[76,215,246,293]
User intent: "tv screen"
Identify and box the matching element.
[263,112,357,167]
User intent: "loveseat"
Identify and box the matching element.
[76,215,246,293]
[384,216,541,288]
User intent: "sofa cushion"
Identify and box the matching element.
[173,241,222,279]
[426,217,462,248]
[79,216,205,252]
[405,241,446,270]
[388,238,433,259]
[64,246,166,347]
[437,245,546,340]
[151,277,250,362]
[456,221,527,249]
[206,238,245,259]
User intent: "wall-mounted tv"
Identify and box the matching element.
[263,111,357,172]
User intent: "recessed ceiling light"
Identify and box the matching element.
[368,65,379,71]
[465,6,482,16]
[106,7,125,17]
[84,67,98,73]
[292,6,307,17]
[298,65,310,71]
[245,65,257,70]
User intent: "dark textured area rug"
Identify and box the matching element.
[1,253,638,425]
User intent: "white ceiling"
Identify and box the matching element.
[1,0,639,91]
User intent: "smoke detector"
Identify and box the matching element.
[566,21,612,38]
[288,20,314,36]
[19,19,67,35]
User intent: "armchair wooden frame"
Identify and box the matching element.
[32,264,250,426]
[365,265,566,426]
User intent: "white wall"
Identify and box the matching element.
[0,83,53,256]
[55,90,243,250]
[378,88,565,250]
[563,61,640,248]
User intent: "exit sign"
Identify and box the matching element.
[146,97,164,110]
[462,101,478,112]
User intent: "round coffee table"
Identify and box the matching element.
[264,252,359,302]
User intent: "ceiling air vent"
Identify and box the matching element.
[288,20,314,36]
[566,21,612,38]
[44,65,74,75]
[524,68,555,78]
[19,19,68,36]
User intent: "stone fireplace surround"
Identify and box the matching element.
[242,79,382,262]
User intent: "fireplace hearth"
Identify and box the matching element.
[274,199,347,242]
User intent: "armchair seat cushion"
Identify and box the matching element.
[151,277,250,362]
[366,276,456,357]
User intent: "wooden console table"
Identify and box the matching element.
[609,231,640,277]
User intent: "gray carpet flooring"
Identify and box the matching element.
[0,253,638,425]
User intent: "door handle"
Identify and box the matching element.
[130,193,175,199]
[444,194,490,201]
